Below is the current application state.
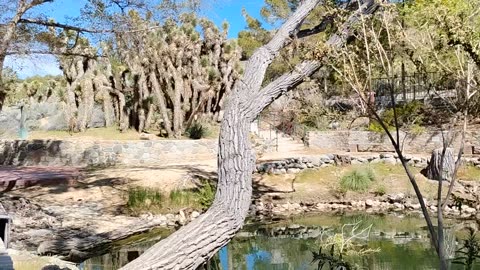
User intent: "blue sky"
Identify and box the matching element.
[5,0,270,79]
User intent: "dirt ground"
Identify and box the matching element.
[5,158,480,217]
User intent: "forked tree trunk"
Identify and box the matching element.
[121,1,379,269]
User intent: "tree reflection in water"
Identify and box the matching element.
[312,222,378,270]
[312,245,353,270]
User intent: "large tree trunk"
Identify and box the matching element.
[150,71,174,137]
[121,1,379,269]
[121,99,253,270]
[77,79,95,132]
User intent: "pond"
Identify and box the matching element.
[79,213,479,270]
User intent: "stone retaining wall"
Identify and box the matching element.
[0,139,217,166]
[306,130,480,154]
[256,153,480,175]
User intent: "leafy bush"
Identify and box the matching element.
[186,122,206,139]
[340,168,376,192]
[368,101,424,133]
[452,228,480,269]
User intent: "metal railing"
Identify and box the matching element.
[371,72,459,108]
[253,113,307,152]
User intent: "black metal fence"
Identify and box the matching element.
[371,72,458,108]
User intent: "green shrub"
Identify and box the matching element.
[367,101,424,133]
[169,181,215,210]
[340,168,376,192]
[197,181,215,210]
[186,122,206,139]
[126,181,216,214]
[127,187,163,209]
[409,124,426,136]
[374,184,386,196]
[169,189,194,206]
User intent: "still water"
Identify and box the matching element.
[80,213,479,270]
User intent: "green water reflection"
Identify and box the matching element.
[80,213,479,270]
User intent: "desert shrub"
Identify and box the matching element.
[373,184,386,196]
[169,189,194,206]
[368,101,424,133]
[186,122,206,139]
[127,187,163,209]
[169,181,215,210]
[452,228,480,269]
[127,181,216,214]
[340,167,376,192]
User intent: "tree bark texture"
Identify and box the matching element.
[121,0,380,269]
[421,148,455,181]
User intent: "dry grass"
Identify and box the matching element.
[25,127,143,140]
[263,163,446,202]
[457,166,480,181]
[17,124,221,141]
[126,183,215,215]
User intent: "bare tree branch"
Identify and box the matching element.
[247,0,381,117]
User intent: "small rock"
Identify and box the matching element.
[287,168,301,174]
[288,224,301,229]
[365,199,379,208]
[463,207,476,215]
[272,168,287,175]
[380,153,394,159]
[409,203,421,210]
[365,199,374,207]
[388,193,405,203]
[393,202,405,211]
[191,211,200,219]
[310,157,323,167]
[383,157,397,165]
[155,215,167,222]
[357,157,367,163]
[179,210,186,220]
[291,203,301,209]
[316,203,328,210]
[370,158,381,164]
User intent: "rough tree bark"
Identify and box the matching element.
[421,148,455,181]
[120,1,379,269]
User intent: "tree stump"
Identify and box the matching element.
[421,148,455,181]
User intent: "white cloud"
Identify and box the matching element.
[5,54,62,79]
